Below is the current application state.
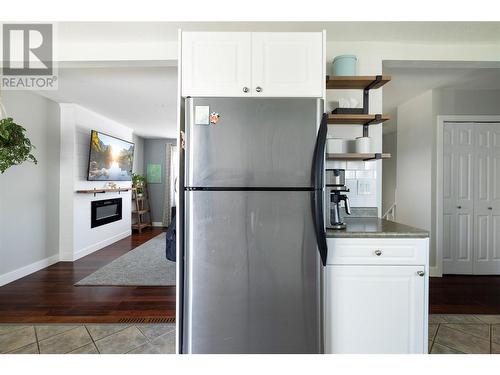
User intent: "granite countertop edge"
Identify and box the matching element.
[325,218,429,239]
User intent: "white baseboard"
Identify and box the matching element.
[72,230,132,261]
[0,254,60,287]
[152,222,164,227]
[430,266,442,277]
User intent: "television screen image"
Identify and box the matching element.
[87,130,135,181]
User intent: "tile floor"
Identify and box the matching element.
[0,324,175,354]
[2,315,500,354]
[428,314,500,354]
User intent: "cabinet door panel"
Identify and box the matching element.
[251,32,323,97]
[182,32,251,97]
[325,265,426,354]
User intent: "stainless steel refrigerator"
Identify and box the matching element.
[181,97,328,354]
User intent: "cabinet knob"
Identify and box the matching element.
[242,87,249,93]
[374,250,382,256]
[417,271,425,277]
[255,86,263,93]
[457,206,462,209]
[488,207,493,210]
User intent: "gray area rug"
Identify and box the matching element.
[76,233,175,286]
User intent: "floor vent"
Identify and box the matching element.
[118,317,176,324]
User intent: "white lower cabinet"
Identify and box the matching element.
[324,238,429,354]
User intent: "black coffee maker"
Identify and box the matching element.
[325,169,351,230]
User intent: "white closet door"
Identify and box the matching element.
[443,123,475,274]
[473,124,500,274]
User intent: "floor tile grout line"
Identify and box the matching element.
[83,325,100,354]
[36,325,83,345]
[87,324,131,343]
[432,324,468,355]
[431,323,443,353]
[429,323,438,353]
[136,324,176,343]
[33,325,41,354]
[490,324,492,354]
[439,323,491,342]
[136,324,153,343]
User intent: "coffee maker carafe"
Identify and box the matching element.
[325,169,351,230]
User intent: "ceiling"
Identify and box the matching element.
[38,66,178,138]
[35,23,499,139]
[58,22,500,44]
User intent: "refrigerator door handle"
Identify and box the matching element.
[311,113,328,266]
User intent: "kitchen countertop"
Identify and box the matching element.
[326,218,429,238]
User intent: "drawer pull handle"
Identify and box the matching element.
[417,271,425,277]
[374,250,382,256]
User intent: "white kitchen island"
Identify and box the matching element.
[324,218,429,354]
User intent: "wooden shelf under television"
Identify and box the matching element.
[76,188,131,196]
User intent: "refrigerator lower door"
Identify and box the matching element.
[185,98,322,188]
[184,190,321,354]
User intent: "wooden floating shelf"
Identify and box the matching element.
[326,153,391,161]
[76,188,131,196]
[326,75,391,90]
[328,114,390,125]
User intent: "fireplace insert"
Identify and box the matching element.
[91,198,122,228]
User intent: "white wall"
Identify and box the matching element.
[59,104,133,261]
[0,91,61,286]
[132,134,145,176]
[436,88,500,115]
[382,128,397,215]
[396,90,435,263]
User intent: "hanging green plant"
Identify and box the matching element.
[0,117,38,174]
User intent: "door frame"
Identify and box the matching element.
[436,115,500,277]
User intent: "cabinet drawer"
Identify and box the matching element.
[326,238,428,265]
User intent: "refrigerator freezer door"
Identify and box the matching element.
[185,98,322,188]
[184,190,321,353]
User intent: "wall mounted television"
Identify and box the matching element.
[87,130,135,181]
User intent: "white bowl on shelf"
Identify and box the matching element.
[326,138,346,153]
[355,136,371,153]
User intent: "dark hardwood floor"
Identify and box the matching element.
[430,275,500,314]
[3,228,499,322]
[0,227,175,323]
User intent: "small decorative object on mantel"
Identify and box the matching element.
[104,182,118,190]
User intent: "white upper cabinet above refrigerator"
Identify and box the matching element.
[181,31,324,97]
[181,32,252,97]
[251,32,323,97]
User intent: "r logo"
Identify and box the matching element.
[2,24,53,76]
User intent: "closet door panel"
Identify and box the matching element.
[443,123,474,274]
[473,124,500,275]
